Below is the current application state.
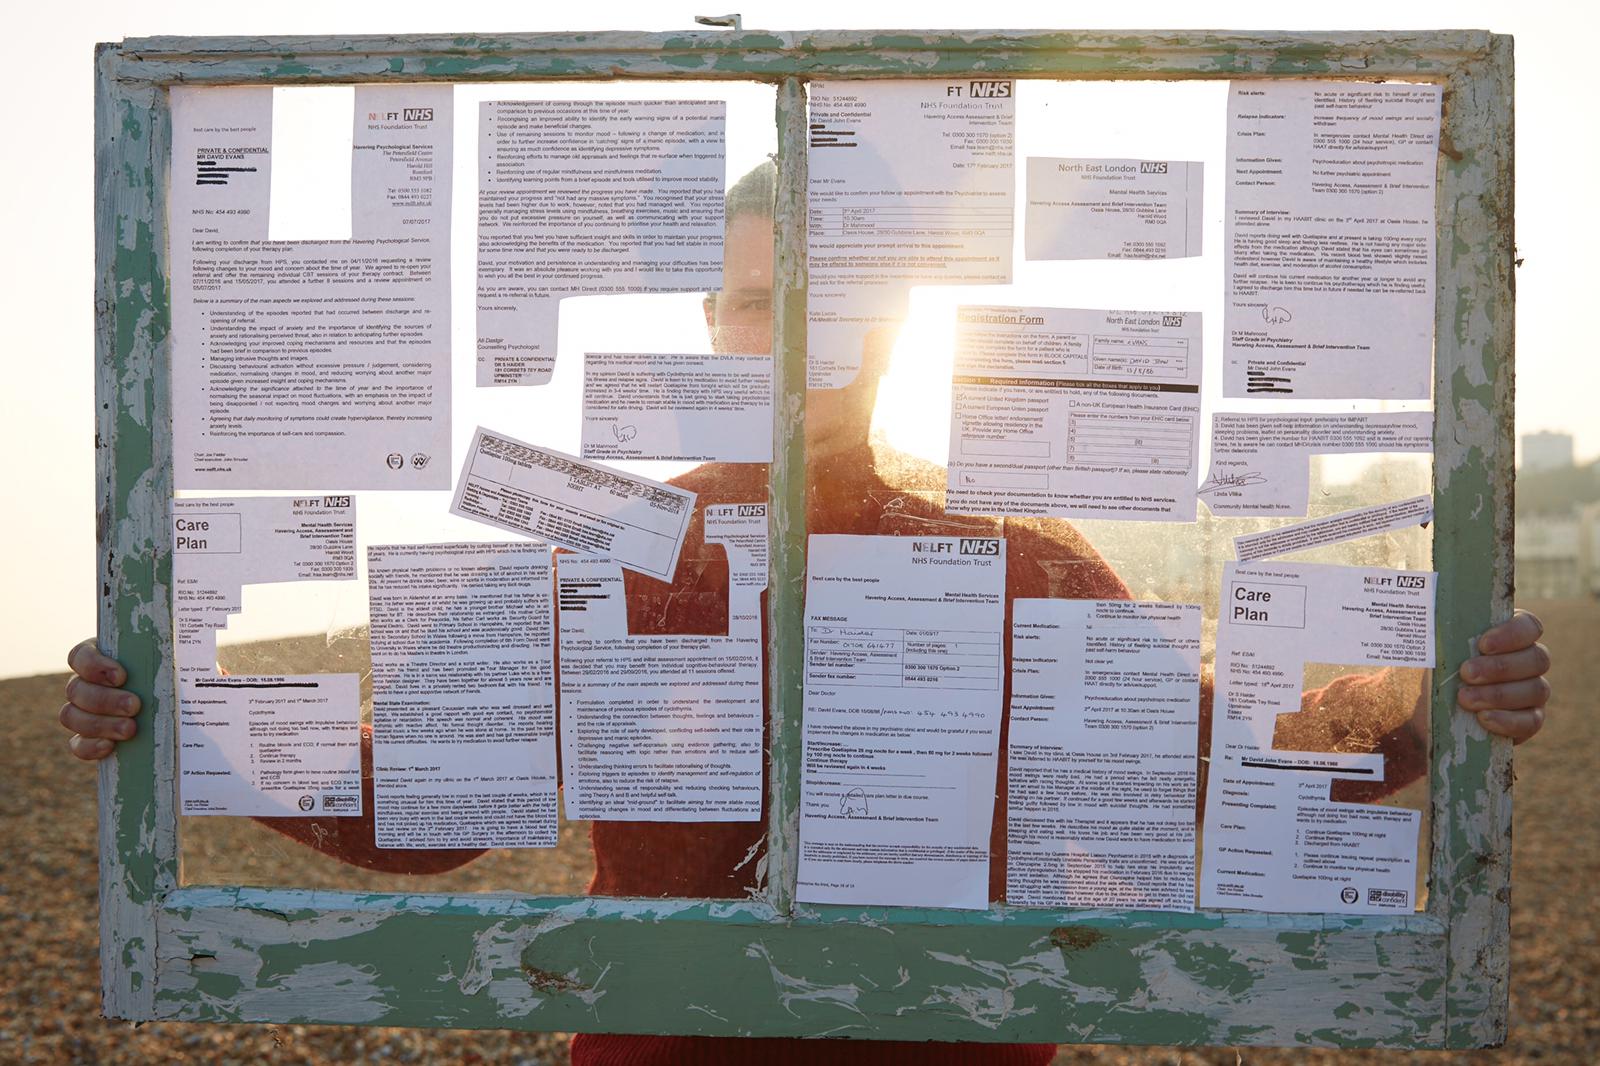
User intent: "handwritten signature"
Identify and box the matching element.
[1199,470,1269,492]
[1262,305,1293,325]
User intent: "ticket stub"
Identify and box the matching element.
[450,426,696,582]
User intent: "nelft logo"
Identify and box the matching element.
[1140,161,1170,174]
[737,504,767,517]
[1162,314,1185,328]
[403,108,434,122]
[1396,575,1428,588]
[959,538,1001,556]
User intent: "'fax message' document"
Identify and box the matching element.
[174,496,361,817]
[1008,600,1201,911]
[557,503,767,821]
[797,534,1006,909]
[807,80,1014,390]
[1224,82,1440,399]
[170,85,452,489]
[1026,157,1203,261]
[1200,561,1434,914]
[476,100,725,386]
[368,542,558,849]
[947,306,1203,521]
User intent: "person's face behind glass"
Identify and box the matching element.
[705,211,883,462]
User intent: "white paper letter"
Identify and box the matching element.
[1224,82,1440,398]
[368,542,558,849]
[807,80,1014,390]
[581,352,773,463]
[476,100,725,386]
[797,534,1007,909]
[1026,157,1202,261]
[170,86,453,488]
[1008,600,1201,911]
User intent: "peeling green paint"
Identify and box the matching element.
[97,28,1510,1049]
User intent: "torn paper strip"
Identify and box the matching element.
[1234,496,1433,563]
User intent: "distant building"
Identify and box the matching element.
[1581,502,1600,599]
[1521,431,1575,472]
[1518,513,1581,599]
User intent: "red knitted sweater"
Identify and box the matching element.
[256,441,1426,1064]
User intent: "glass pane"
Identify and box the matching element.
[178,79,778,899]
[800,78,1432,913]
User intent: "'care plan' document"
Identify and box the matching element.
[807,80,1014,390]
[1224,81,1441,399]
[173,496,361,816]
[1200,560,1435,914]
[797,534,1006,909]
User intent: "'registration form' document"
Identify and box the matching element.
[173,496,362,817]
[797,534,1006,910]
[1224,81,1441,399]
[1025,157,1203,261]
[450,426,697,582]
[476,100,725,386]
[1200,561,1435,914]
[1200,411,1432,517]
[807,80,1014,390]
[946,306,1202,521]
[557,502,767,822]
[170,85,452,489]
[1008,599,1201,911]
[367,542,557,849]
[580,352,773,463]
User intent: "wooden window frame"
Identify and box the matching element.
[93,28,1515,1048]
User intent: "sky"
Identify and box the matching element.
[2,1,1594,680]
